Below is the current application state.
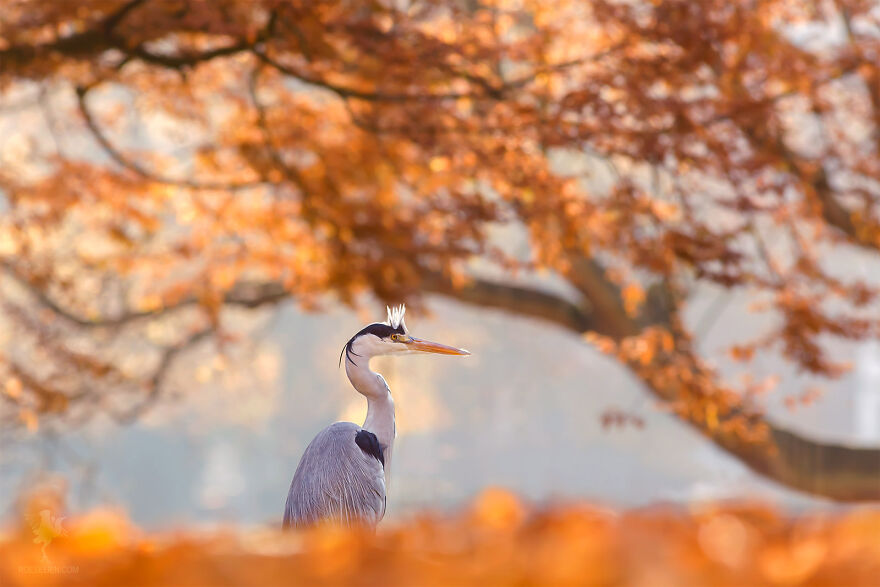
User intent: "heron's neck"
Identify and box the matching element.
[345,356,396,454]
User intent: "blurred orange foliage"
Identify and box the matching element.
[2,489,879,587]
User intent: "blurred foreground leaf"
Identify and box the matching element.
[2,490,879,586]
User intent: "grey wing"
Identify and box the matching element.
[283,422,386,529]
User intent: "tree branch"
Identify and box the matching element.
[75,85,264,191]
[771,132,879,252]
[0,3,129,63]
[421,272,597,333]
[114,326,214,423]
[1,262,288,328]
[124,40,254,70]
[564,256,641,338]
[254,50,479,103]
[0,1,250,75]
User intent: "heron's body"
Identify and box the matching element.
[283,306,467,530]
[283,421,387,528]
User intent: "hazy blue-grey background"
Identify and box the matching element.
[2,288,878,530]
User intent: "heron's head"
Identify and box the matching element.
[339,304,470,367]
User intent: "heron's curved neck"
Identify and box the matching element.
[345,355,396,454]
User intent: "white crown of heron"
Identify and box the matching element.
[385,304,407,332]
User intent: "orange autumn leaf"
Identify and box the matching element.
[2,497,879,587]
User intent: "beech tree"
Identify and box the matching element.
[1,0,879,500]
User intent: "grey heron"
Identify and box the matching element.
[283,305,469,529]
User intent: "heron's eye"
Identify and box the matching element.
[390,333,403,342]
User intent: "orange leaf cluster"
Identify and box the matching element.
[2,490,880,587]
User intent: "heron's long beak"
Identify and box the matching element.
[407,336,470,356]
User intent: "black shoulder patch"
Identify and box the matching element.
[354,429,385,467]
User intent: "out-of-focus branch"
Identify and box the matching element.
[124,41,255,70]
[246,65,312,196]
[75,85,264,191]
[421,272,597,333]
[0,0,146,68]
[254,50,479,103]
[773,137,879,252]
[114,326,214,423]
[0,1,258,75]
[1,262,288,327]
[564,256,641,338]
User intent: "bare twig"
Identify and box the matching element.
[75,85,264,191]
[1,261,288,327]
[114,326,215,423]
